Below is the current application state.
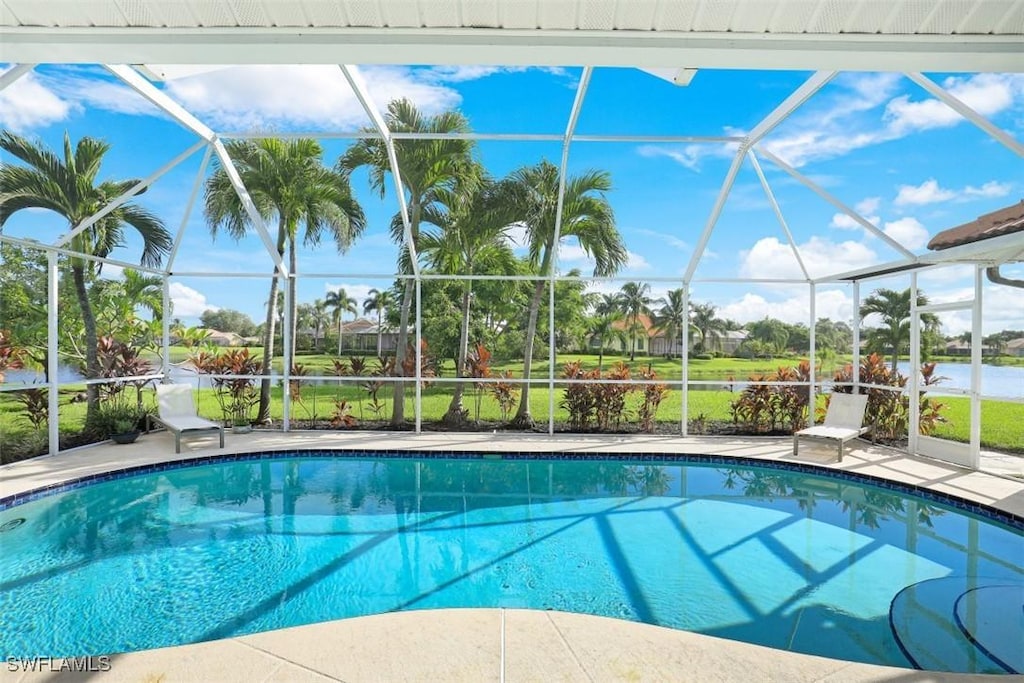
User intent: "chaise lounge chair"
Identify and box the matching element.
[793,393,869,462]
[147,384,224,454]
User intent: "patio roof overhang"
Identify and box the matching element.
[2,0,1024,71]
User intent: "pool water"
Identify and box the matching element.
[1,456,1021,672]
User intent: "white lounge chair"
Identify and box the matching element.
[147,384,224,453]
[793,393,869,462]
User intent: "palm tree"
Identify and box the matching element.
[0,131,172,423]
[653,288,687,358]
[860,287,939,370]
[690,303,728,353]
[419,176,516,425]
[204,137,364,422]
[325,288,357,356]
[505,161,627,427]
[339,99,475,426]
[587,312,628,372]
[310,298,329,351]
[618,282,653,361]
[362,288,392,357]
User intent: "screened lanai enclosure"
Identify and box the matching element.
[1,0,1022,472]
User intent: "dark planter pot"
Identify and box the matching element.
[111,431,140,445]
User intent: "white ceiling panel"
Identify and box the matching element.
[2,0,1020,71]
[379,0,421,28]
[769,0,820,33]
[186,0,236,26]
[419,0,461,28]
[693,0,739,32]
[113,0,164,27]
[959,0,1017,32]
[538,0,578,30]
[341,0,383,27]
[462,0,500,28]
[807,0,859,33]
[299,0,348,26]
[3,0,1021,32]
[656,0,701,31]
[578,0,617,30]
[228,0,272,27]
[259,0,308,26]
[613,0,657,30]
[729,0,780,33]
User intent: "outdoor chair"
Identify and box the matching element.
[793,393,869,462]
[148,384,224,454]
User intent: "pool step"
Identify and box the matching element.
[954,585,1024,673]
[889,577,1022,674]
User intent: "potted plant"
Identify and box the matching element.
[110,416,141,444]
[231,415,253,434]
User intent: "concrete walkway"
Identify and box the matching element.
[2,432,1022,682]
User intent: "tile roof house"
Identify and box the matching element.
[927,201,1024,251]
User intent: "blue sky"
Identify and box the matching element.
[1,63,1022,335]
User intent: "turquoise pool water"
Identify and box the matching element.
[1,456,1021,672]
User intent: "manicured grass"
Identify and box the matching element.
[4,378,1020,462]
[930,396,1024,452]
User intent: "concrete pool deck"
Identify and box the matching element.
[2,432,1022,682]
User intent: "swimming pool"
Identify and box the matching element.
[1,453,1021,673]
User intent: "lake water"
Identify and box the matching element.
[4,361,1021,399]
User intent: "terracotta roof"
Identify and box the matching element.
[611,314,656,337]
[927,200,1024,251]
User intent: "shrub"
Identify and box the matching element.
[831,353,947,441]
[730,360,811,433]
[694,353,714,360]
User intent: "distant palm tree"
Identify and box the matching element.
[310,298,329,351]
[618,282,653,361]
[362,288,393,357]
[0,131,172,423]
[860,287,939,370]
[326,288,357,356]
[204,137,364,421]
[340,99,475,426]
[587,314,628,372]
[505,161,627,427]
[690,303,728,353]
[654,288,688,357]
[419,175,516,424]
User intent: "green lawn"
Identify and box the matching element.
[3,377,1020,463]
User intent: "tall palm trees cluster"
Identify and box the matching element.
[587,283,728,365]
[1,98,628,428]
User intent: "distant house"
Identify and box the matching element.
[587,315,747,356]
[589,314,656,355]
[944,340,996,357]
[204,330,245,347]
[339,318,403,354]
[1006,337,1024,358]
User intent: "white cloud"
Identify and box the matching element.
[762,73,1024,167]
[636,142,735,171]
[896,178,1014,206]
[626,251,650,270]
[718,288,854,326]
[894,179,956,206]
[170,282,217,317]
[505,223,528,251]
[885,73,1023,135]
[49,75,160,117]
[855,197,881,215]
[162,65,462,131]
[739,236,878,280]
[0,68,71,131]
[635,228,689,251]
[883,217,929,250]
[324,283,375,314]
[924,283,1024,335]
